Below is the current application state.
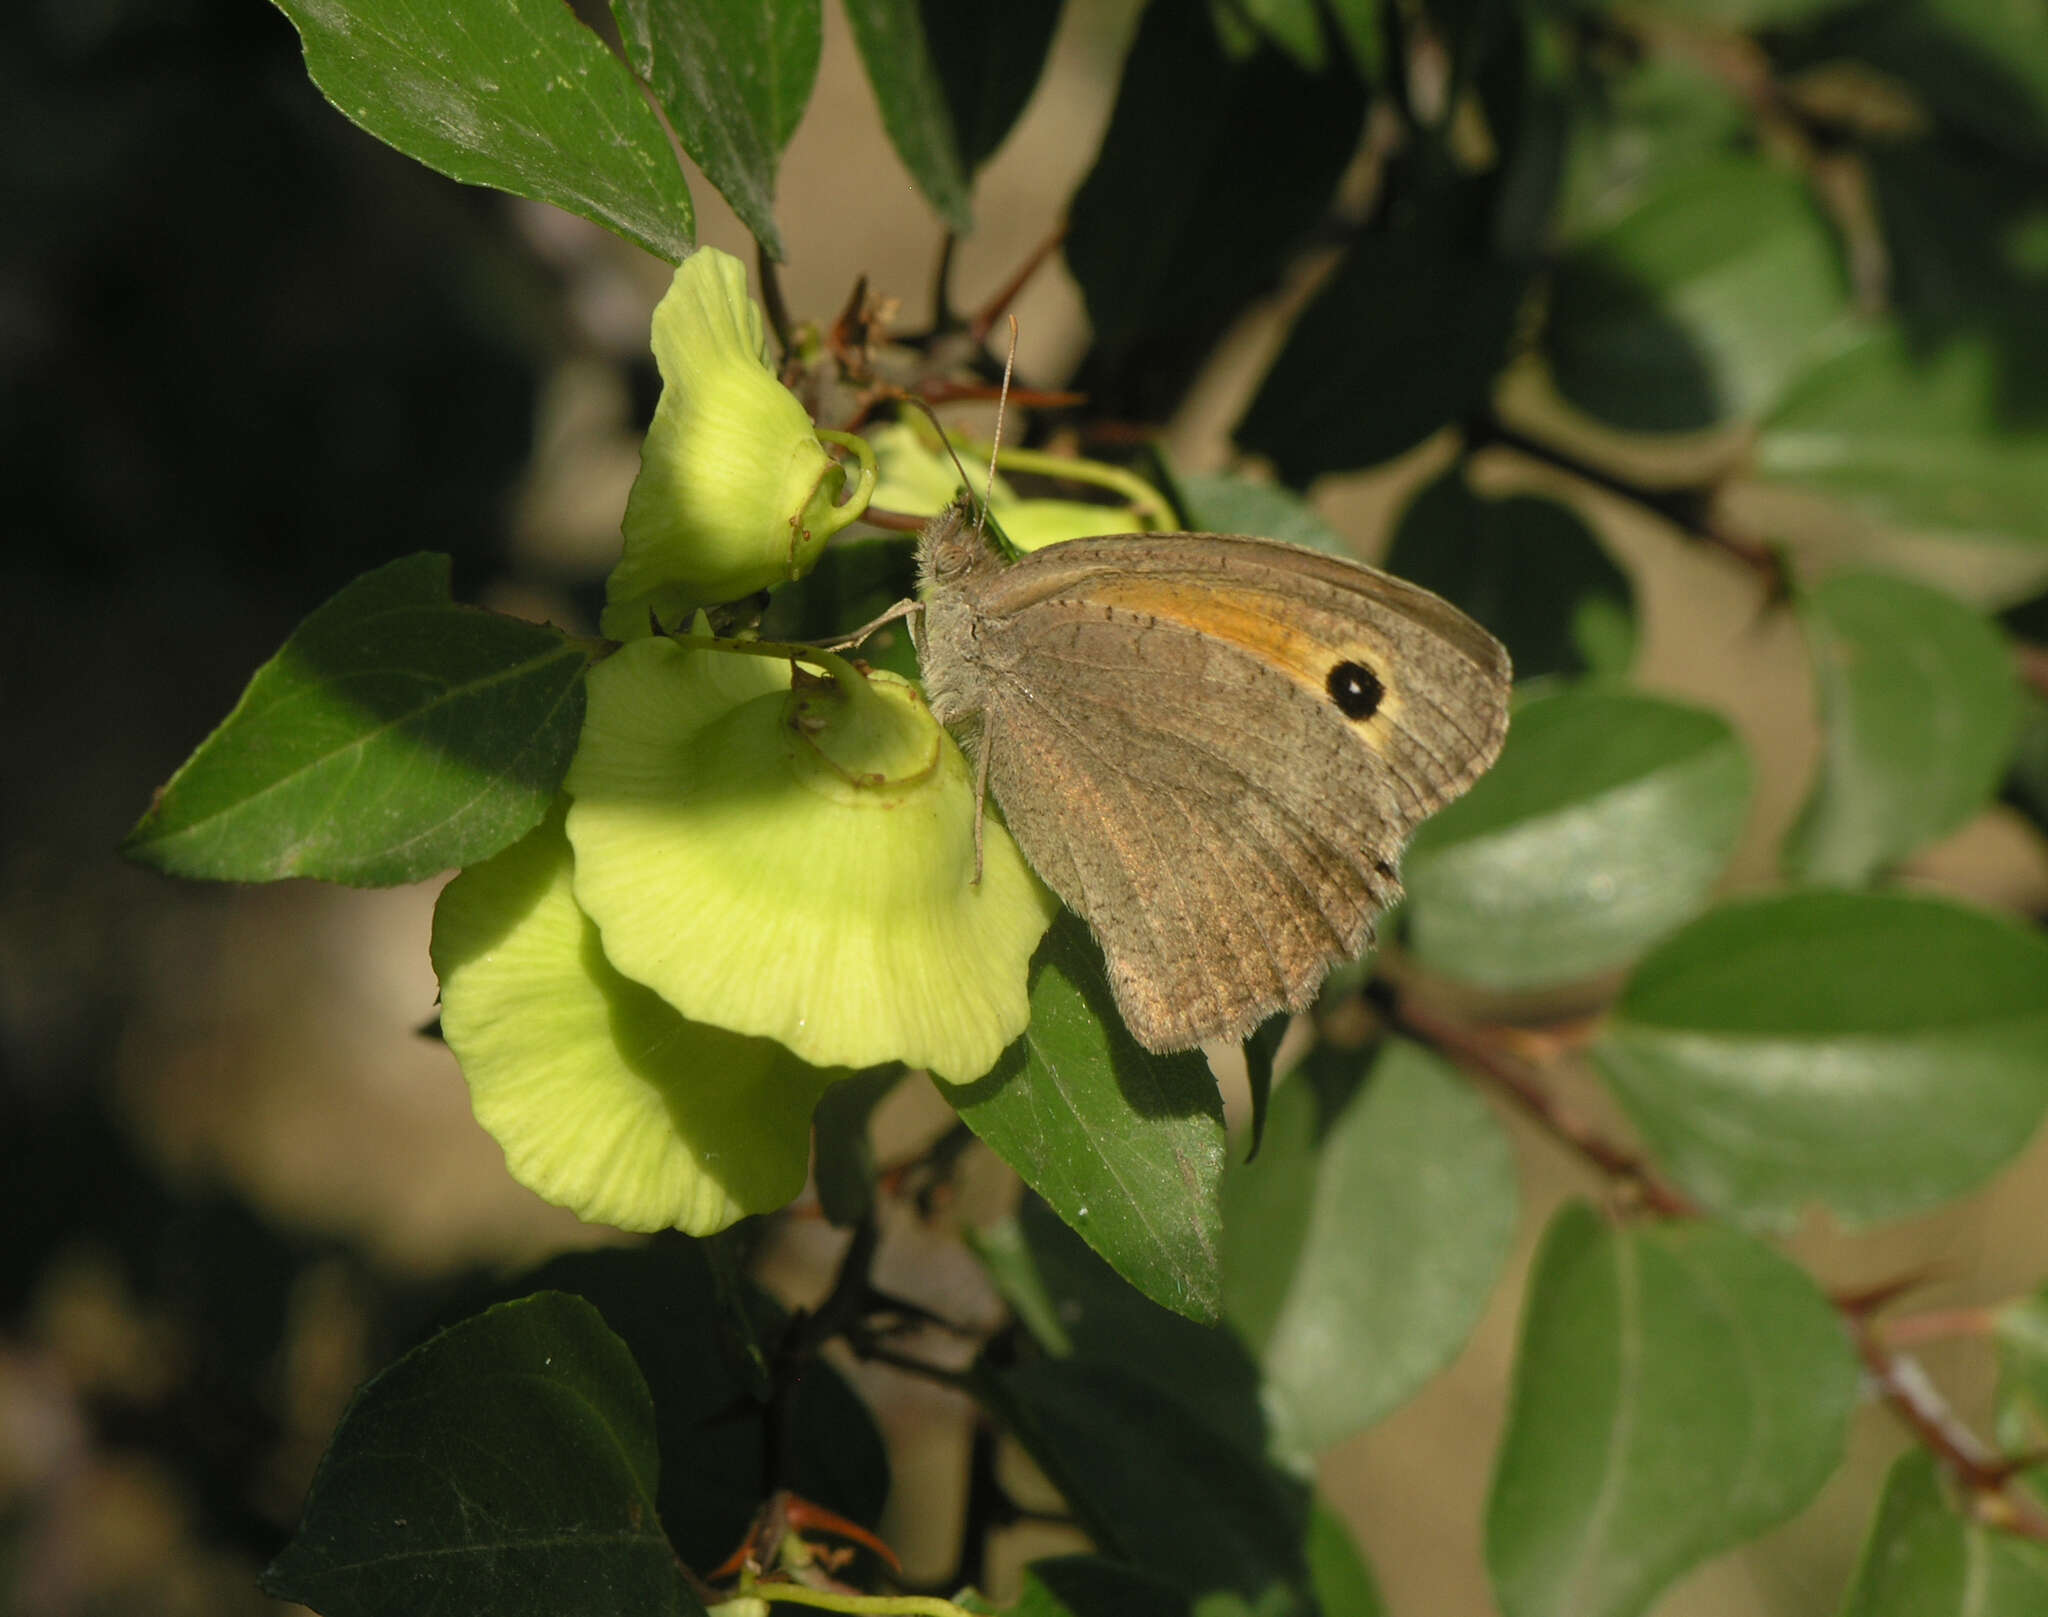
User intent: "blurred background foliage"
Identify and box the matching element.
[6,0,2048,1612]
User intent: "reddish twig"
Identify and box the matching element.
[1831,1267,1950,1318]
[968,221,1069,347]
[1386,992,1697,1218]
[2016,642,2048,703]
[1384,981,2048,1541]
[1465,414,1787,599]
[1873,1306,2000,1350]
[1851,1320,2048,1539]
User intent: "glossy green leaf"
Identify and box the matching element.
[969,1212,1070,1356]
[1838,1452,2048,1615]
[1224,1042,1517,1459]
[1217,1067,1320,1370]
[1066,2,1366,355]
[125,554,589,887]
[987,1358,1310,1604]
[263,1292,702,1617]
[1241,1011,1292,1159]
[2010,689,2048,838]
[1239,189,1529,478]
[1468,4,1573,263]
[1386,468,1637,680]
[469,1241,889,1572]
[1796,0,2048,164]
[611,0,820,260]
[811,1065,907,1227]
[949,912,1227,1323]
[1306,1503,1387,1617]
[1866,141,2048,340]
[1784,572,2022,884]
[1324,0,1383,80]
[1486,1206,1857,1617]
[1555,56,1747,239]
[268,0,693,263]
[919,0,1064,174]
[1232,0,1330,71]
[1754,323,2048,549]
[1544,157,1849,433]
[1403,688,1751,990]
[1994,1285,2048,1463]
[1177,471,1350,555]
[983,1197,1268,1463]
[841,0,972,234]
[1594,890,2048,1228]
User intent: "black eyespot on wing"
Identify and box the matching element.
[1327,660,1384,720]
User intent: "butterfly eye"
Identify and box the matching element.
[1326,660,1385,721]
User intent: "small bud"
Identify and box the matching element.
[565,634,1056,1082]
[603,249,875,639]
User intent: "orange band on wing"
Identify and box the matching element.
[1077,576,1401,717]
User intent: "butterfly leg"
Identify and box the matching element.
[818,597,922,653]
[971,722,992,887]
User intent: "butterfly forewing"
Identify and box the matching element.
[918,525,1511,1053]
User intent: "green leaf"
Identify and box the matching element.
[263,1292,702,1617]
[1176,470,1350,555]
[949,912,1227,1322]
[987,1358,1310,1604]
[1066,2,1367,356]
[1838,1452,2048,1615]
[475,1241,889,1572]
[268,0,693,263]
[125,554,589,887]
[1464,6,1574,263]
[1232,0,1331,71]
[984,1197,1269,1463]
[1543,157,1849,433]
[1784,572,2023,884]
[2010,689,2048,838]
[1224,1042,1517,1459]
[1486,1205,1857,1617]
[1554,55,1748,240]
[1306,1503,1387,1617]
[1795,0,2048,164]
[1218,1071,1320,1362]
[1240,1012,1292,1160]
[1866,141,2048,341]
[919,0,1065,175]
[1994,1285,2048,1461]
[1238,188,1530,479]
[1754,322,2048,549]
[1324,0,1383,80]
[811,1065,907,1227]
[841,0,972,234]
[1386,468,1637,680]
[1594,890,2048,1228]
[610,0,821,261]
[1403,688,1751,990]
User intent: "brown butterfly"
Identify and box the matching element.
[909,503,1511,1053]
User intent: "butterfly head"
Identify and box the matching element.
[917,494,1008,593]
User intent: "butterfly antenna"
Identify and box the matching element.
[904,393,984,515]
[979,317,1018,540]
